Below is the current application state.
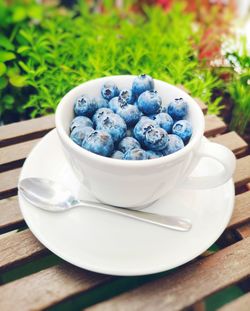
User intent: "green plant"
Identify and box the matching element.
[0,0,221,123]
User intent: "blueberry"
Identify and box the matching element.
[119,89,134,104]
[116,102,141,126]
[108,96,124,113]
[101,81,119,100]
[146,150,163,159]
[96,114,127,143]
[162,134,184,155]
[70,126,94,146]
[92,108,114,126]
[123,148,148,160]
[143,128,169,151]
[111,150,124,159]
[74,94,97,117]
[93,96,109,109]
[70,116,93,132]
[133,118,157,144]
[118,137,141,153]
[137,90,162,115]
[151,112,173,133]
[132,74,154,97]
[82,130,114,157]
[167,98,188,120]
[172,120,192,143]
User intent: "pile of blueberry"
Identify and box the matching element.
[70,74,192,160]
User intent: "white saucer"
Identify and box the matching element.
[19,129,235,276]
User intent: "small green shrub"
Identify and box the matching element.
[0,0,221,123]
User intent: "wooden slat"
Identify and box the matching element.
[236,224,250,239]
[0,168,20,199]
[233,156,250,188]
[0,264,113,311]
[217,293,250,311]
[0,139,40,172]
[0,196,23,231]
[194,97,208,114]
[228,191,250,228]
[204,115,227,137]
[87,238,250,311]
[210,132,248,156]
[0,230,48,272]
[0,115,55,147]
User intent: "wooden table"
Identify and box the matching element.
[0,100,250,311]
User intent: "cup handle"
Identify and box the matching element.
[181,138,236,189]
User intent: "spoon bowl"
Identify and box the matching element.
[18,178,192,232]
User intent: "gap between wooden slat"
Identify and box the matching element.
[0,115,55,148]
[0,264,113,311]
[217,292,250,311]
[0,230,48,272]
[86,238,250,311]
[0,197,24,233]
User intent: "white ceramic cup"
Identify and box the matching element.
[56,75,236,208]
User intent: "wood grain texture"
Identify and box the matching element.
[0,229,48,272]
[233,156,250,188]
[236,224,250,239]
[210,132,248,156]
[217,293,250,311]
[228,191,250,228]
[0,115,55,147]
[0,264,113,311]
[0,139,40,172]
[0,168,20,199]
[87,238,250,311]
[0,196,23,231]
[204,115,227,137]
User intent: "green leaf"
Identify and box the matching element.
[3,95,15,109]
[0,34,14,50]
[18,61,30,72]
[17,46,30,54]
[0,63,7,76]
[9,75,27,87]
[7,66,20,77]
[0,51,16,62]
[28,5,43,20]
[0,77,8,89]
[12,6,27,22]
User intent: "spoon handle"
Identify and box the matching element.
[78,201,192,232]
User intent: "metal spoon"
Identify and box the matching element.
[18,178,192,232]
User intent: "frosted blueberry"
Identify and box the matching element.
[162,134,184,155]
[123,148,148,160]
[116,101,141,126]
[119,89,134,104]
[167,98,188,120]
[150,112,173,133]
[146,150,163,159]
[70,126,94,146]
[74,94,97,117]
[172,120,192,143]
[111,150,124,159]
[101,81,119,100]
[70,116,93,132]
[132,74,154,97]
[137,90,162,115]
[118,137,141,153]
[82,130,114,157]
[92,108,114,126]
[143,128,169,151]
[96,113,127,143]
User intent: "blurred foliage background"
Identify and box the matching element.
[0,0,249,138]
